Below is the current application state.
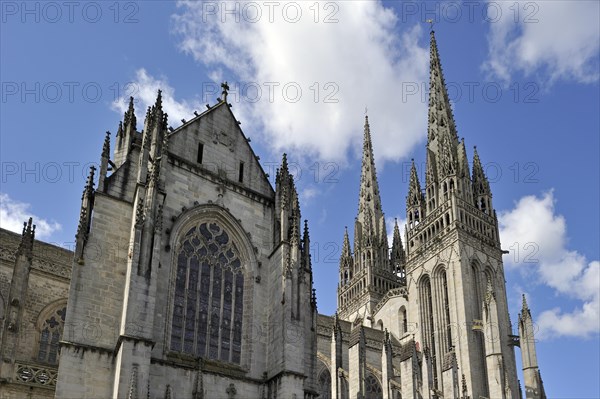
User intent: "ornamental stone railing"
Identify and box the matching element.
[14,362,58,389]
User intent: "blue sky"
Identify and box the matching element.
[1,1,598,396]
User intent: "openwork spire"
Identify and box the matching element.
[357,115,384,239]
[428,30,458,144]
[427,30,459,182]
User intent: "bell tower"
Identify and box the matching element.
[403,30,521,398]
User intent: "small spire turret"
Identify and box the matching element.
[339,227,353,286]
[472,146,493,214]
[98,131,111,192]
[75,166,96,264]
[303,219,312,273]
[390,219,406,283]
[275,153,300,244]
[406,160,425,230]
[16,217,35,257]
[519,293,546,398]
[124,96,137,131]
[115,96,137,167]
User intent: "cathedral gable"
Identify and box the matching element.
[167,102,273,199]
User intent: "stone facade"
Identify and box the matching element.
[0,221,71,397]
[0,32,546,399]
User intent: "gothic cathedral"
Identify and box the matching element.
[0,31,545,399]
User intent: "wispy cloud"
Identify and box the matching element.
[483,0,599,85]
[171,1,429,164]
[0,193,62,240]
[111,69,203,128]
[499,191,599,339]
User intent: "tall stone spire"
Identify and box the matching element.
[427,30,458,145]
[357,115,384,232]
[426,30,459,186]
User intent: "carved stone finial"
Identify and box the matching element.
[17,217,36,256]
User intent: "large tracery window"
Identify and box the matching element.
[170,221,244,364]
[38,305,66,365]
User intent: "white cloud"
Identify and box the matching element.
[498,191,599,339]
[483,0,600,84]
[111,69,203,128]
[171,0,429,164]
[0,193,62,240]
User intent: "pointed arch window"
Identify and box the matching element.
[399,306,408,335]
[318,367,331,399]
[340,377,349,399]
[365,374,383,399]
[170,221,244,364]
[38,305,66,365]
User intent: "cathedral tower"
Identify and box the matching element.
[403,30,521,398]
[337,116,402,326]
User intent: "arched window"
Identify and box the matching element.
[38,305,66,365]
[419,276,438,389]
[471,263,490,396]
[318,368,331,399]
[441,270,453,351]
[399,306,407,335]
[340,377,349,399]
[365,374,383,399]
[170,221,244,364]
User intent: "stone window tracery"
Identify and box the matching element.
[365,374,383,399]
[170,221,244,364]
[37,305,66,365]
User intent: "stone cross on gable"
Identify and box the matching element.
[221,81,230,102]
[226,383,237,398]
